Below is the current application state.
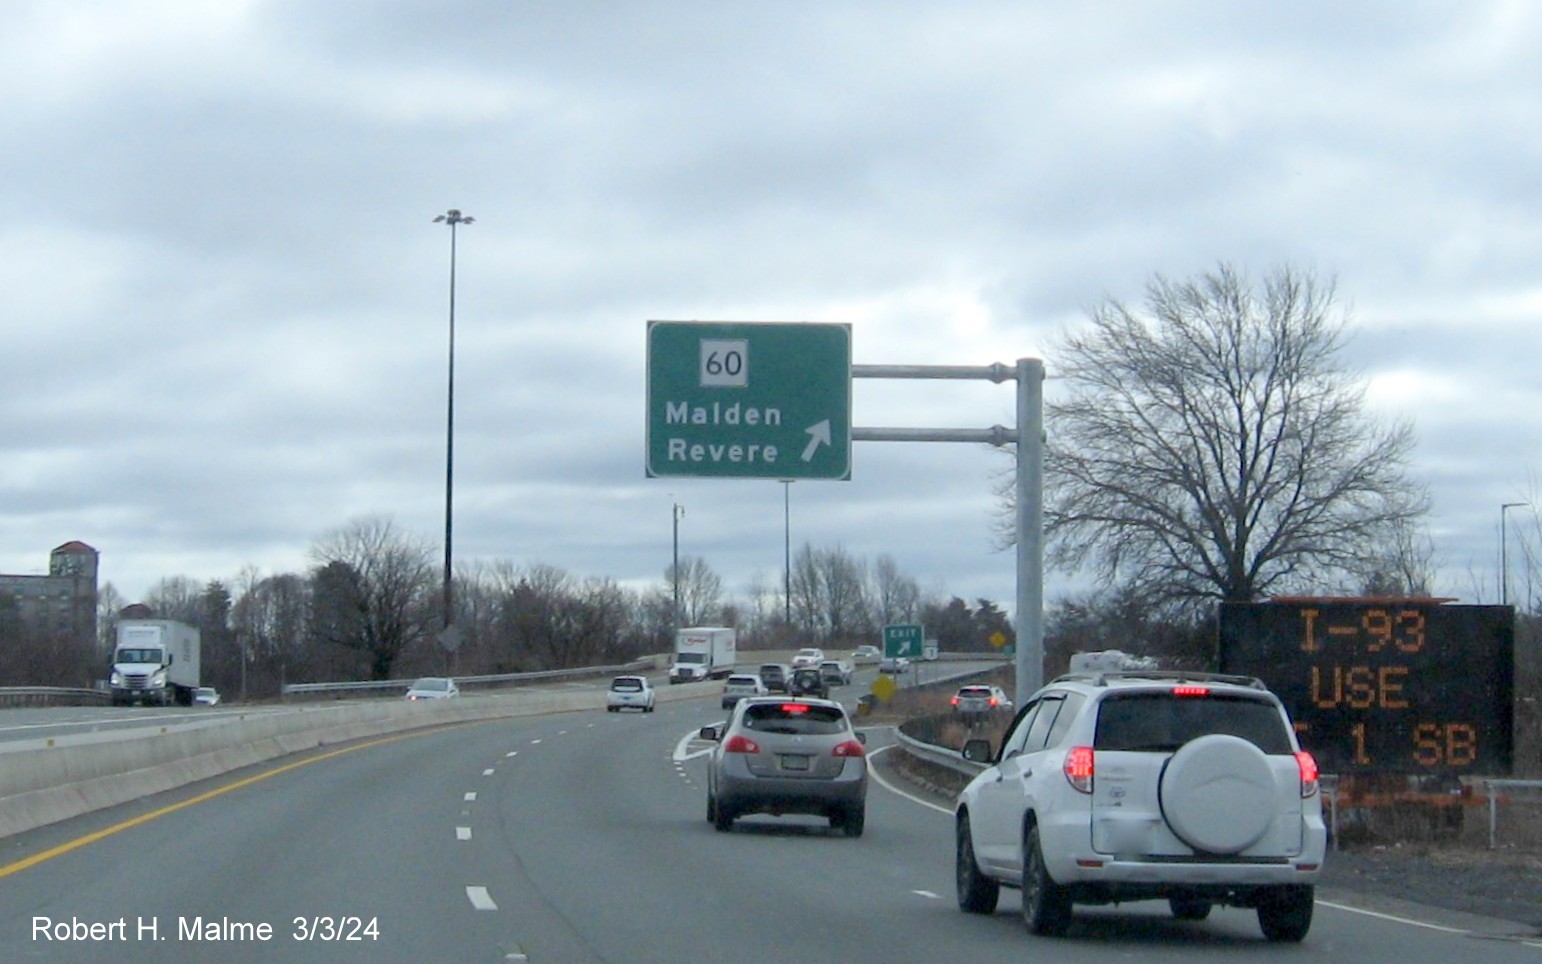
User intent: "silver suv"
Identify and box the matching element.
[954,671,1326,942]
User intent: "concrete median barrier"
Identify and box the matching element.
[0,683,638,840]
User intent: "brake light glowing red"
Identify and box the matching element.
[1295,750,1320,797]
[1064,746,1094,793]
[832,740,865,758]
[950,696,960,706]
[987,696,999,707]
[724,735,761,754]
[1172,685,1210,697]
[780,704,811,714]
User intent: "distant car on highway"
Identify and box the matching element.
[791,647,825,668]
[757,662,792,693]
[606,675,656,713]
[701,697,868,836]
[819,659,853,686]
[951,684,1012,716]
[878,656,910,674]
[786,667,829,699]
[721,674,768,709]
[405,677,460,700]
[851,645,881,664]
[194,687,221,706]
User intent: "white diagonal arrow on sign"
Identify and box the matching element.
[801,420,831,461]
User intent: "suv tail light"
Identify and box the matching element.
[724,735,761,754]
[1295,750,1320,797]
[1063,746,1094,793]
[949,696,960,706]
[832,740,865,758]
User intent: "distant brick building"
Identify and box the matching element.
[0,541,99,645]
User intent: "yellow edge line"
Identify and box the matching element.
[0,726,453,880]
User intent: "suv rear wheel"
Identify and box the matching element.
[955,814,1000,914]
[1021,824,1072,936]
[1257,885,1314,942]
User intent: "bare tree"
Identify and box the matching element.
[1037,263,1428,608]
[789,543,870,643]
[95,582,125,656]
[232,568,311,697]
[143,576,205,623]
[871,554,921,627]
[308,515,435,680]
[666,555,725,627]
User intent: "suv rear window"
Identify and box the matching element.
[742,703,847,735]
[610,678,642,691]
[1094,692,1292,754]
[958,687,991,698]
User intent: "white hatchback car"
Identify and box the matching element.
[955,671,1326,942]
[720,674,767,709]
[405,677,460,700]
[606,675,656,713]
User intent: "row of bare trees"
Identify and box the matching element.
[9,515,957,699]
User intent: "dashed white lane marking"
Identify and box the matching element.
[466,886,498,911]
[530,739,542,745]
[482,768,495,776]
[463,792,477,802]
[505,751,517,757]
[456,827,472,841]
[913,890,943,900]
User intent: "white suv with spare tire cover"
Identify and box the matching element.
[954,671,1326,942]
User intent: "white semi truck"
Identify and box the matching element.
[109,619,202,707]
[669,627,736,684]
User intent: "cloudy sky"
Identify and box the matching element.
[4,1,1540,615]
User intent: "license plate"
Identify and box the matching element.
[780,754,810,771]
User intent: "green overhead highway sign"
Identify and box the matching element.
[646,321,852,480]
[883,623,924,659]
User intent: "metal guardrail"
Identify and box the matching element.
[279,660,655,698]
[0,686,111,708]
[1482,778,1542,849]
[892,723,986,777]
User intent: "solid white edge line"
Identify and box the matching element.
[867,745,951,815]
[466,886,498,911]
[1317,899,1542,943]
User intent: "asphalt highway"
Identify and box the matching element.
[0,682,1537,962]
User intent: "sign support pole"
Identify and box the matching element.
[852,359,1045,706]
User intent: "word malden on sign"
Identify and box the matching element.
[664,400,782,464]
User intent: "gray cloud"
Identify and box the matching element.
[2,2,1539,611]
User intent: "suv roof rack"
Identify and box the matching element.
[1052,669,1269,690]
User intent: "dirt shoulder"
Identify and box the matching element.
[874,735,1542,935]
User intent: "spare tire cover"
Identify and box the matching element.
[1159,734,1276,854]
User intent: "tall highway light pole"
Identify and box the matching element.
[433,208,474,643]
[672,502,685,630]
[781,479,793,632]
[1501,501,1527,607]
